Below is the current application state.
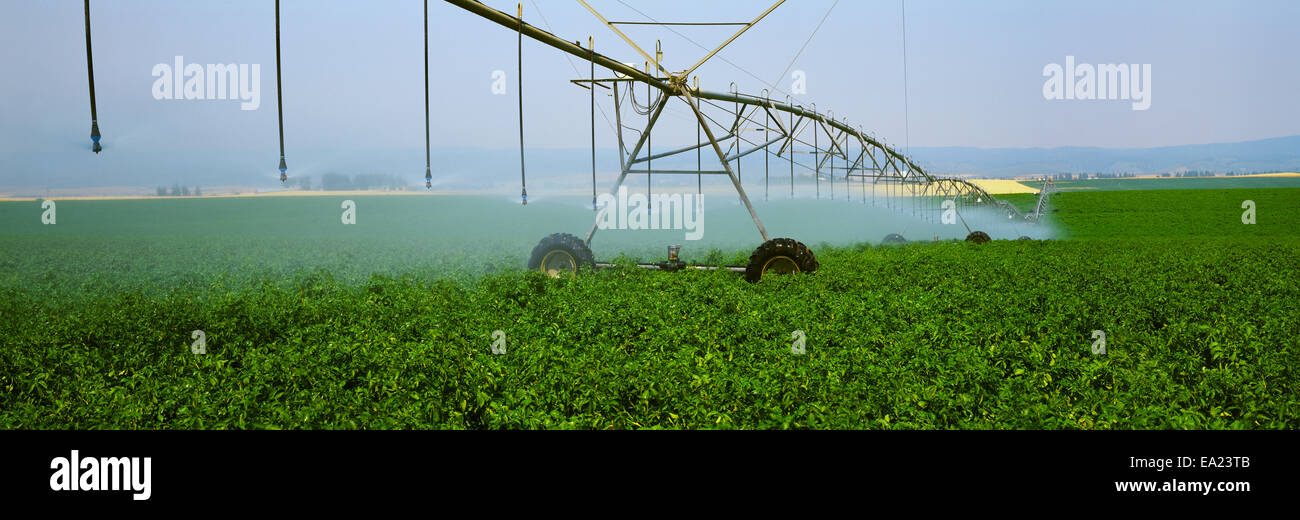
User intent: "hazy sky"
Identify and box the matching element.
[2,0,1298,187]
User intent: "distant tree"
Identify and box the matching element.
[298,175,311,191]
[181,185,191,197]
[170,184,181,196]
[156,186,167,196]
[354,173,380,190]
[194,186,202,196]
[321,172,352,191]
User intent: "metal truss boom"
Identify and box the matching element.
[443,0,1046,242]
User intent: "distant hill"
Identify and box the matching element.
[4,135,1298,193]
[909,135,1300,177]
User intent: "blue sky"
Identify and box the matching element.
[2,0,1298,188]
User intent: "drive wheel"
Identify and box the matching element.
[744,238,818,283]
[527,233,595,278]
[965,231,991,244]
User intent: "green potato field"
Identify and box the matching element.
[1,186,1296,429]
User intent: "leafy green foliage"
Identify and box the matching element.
[1050,187,1299,240]
[0,188,1297,429]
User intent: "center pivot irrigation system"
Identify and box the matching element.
[79,0,1054,283]
[443,0,1053,281]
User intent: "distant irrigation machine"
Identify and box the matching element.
[78,0,1054,282]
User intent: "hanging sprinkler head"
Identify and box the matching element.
[278,156,287,183]
[90,121,102,154]
[655,40,663,77]
[521,188,527,206]
[425,168,432,190]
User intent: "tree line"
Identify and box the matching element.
[156,185,201,196]
[297,173,409,191]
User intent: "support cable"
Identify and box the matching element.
[771,0,839,103]
[527,0,617,134]
[613,0,833,109]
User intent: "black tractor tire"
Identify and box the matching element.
[744,238,819,283]
[965,231,992,244]
[882,233,907,245]
[1017,236,1032,241]
[527,233,596,278]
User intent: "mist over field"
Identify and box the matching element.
[6,134,1300,194]
[0,192,1059,297]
